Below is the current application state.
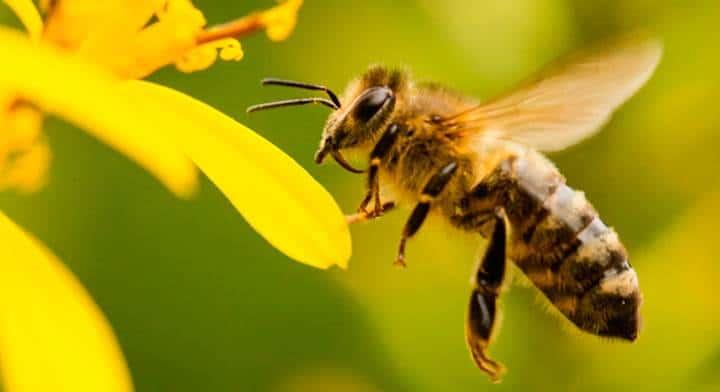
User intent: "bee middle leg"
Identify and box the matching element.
[395,161,459,267]
[466,210,507,382]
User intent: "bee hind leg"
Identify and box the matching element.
[395,161,459,267]
[466,210,508,383]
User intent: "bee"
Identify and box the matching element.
[248,35,662,382]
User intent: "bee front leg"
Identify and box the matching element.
[355,163,381,216]
[349,124,401,224]
[347,168,385,224]
[395,161,458,267]
[466,210,507,383]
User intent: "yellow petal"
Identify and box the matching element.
[42,0,162,50]
[1,139,51,192]
[124,80,352,269]
[0,27,197,197]
[87,0,207,79]
[0,211,133,391]
[0,102,50,193]
[1,0,42,41]
[260,0,303,42]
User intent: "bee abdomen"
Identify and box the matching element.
[521,216,627,293]
[500,155,641,340]
[504,152,596,259]
[517,211,641,340]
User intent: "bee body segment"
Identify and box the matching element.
[467,150,641,341]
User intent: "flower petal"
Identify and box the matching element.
[2,0,43,41]
[0,211,133,392]
[259,0,303,42]
[0,101,50,193]
[42,0,162,50]
[125,80,352,269]
[0,27,198,197]
[86,0,206,79]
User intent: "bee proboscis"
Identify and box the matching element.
[249,35,662,382]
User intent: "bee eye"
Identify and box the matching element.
[354,87,393,122]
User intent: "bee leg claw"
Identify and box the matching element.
[469,343,506,383]
[394,235,408,268]
[347,202,396,225]
[373,201,395,217]
[345,213,365,224]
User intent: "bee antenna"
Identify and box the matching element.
[246,97,339,113]
[260,78,342,108]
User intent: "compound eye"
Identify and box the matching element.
[354,87,393,123]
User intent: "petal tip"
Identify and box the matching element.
[164,167,200,199]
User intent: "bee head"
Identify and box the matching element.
[247,66,406,173]
[316,67,407,170]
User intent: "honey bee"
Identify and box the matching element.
[248,35,662,382]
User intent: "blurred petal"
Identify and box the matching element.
[190,0,303,72]
[125,80,351,269]
[0,211,132,391]
[2,139,50,192]
[259,0,303,42]
[0,101,50,193]
[43,0,162,50]
[0,27,197,197]
[120,0,303,77]
[2,0,42,41]
[89,0,206,79]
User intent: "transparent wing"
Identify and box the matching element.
[450,35,662,152]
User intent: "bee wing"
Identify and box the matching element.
[452,36,662,152]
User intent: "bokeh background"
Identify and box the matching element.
[2,0,720,390]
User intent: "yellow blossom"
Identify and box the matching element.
[0,0,349,390]
[40,0,304,79]
[0,0,348,264]
[129,80,350,266]
[0,211,133,391]
[0,26,198,196]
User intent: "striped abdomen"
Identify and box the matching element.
[471,150,641,340]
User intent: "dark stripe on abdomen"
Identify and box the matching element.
[477,152,640,339]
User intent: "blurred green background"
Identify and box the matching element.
[2,0,720,390]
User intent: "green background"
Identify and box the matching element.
[2,0,720,390]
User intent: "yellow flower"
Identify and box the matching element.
[0,212,132,392]
[40,0,302,78]
[0,0,350,266]
[0,0,351,390]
